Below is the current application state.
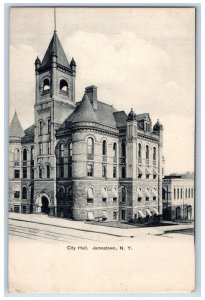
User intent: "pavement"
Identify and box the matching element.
[8,212,194,238]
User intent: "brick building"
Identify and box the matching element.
[162,176,194,221]
[9,30,164,222]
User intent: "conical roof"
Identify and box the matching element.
[41,31,70,68]
[68,93,98,124]
[9,111,24,138]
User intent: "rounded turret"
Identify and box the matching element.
[153,119,163,132]
[127,108,137,121]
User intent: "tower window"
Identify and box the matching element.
[47,142,51,155]
[87,137,94,155]
[39,121,43,135]
[39,166,42,178]
[14,169,20,179]
[43,78,50,93]
[30,147,34,162]
[59,80,69,95]
[46,165,50,178]
[153,147,156,165]
[121,166,126,178]
[39,143,43,155]
[14,148,20,164]
[48,119,51,134]
[68,142,72,157]
[59,143,64,158]
[23,167,27,178]
[121,141,126,157]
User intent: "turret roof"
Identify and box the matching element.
[9,111,24,138]
[41,31,70,68]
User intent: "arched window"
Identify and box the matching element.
[23,149,27,161]
[174,188,176,199]
[138,143,142,158]
[46,165,50,178]
[113,143,117,157]
[48,119,51,134]
[121,141,126,157]
[30,147,34,161]
[176,207,181,220]
[181,188,183,199]
[39,166,42,179]
[121,187,127,202]
[87,137,94,155]
[60,79,69,95]
[59,187,65,201]
[102,140,107,156]
[87,187,94,203]
[39,120,43,135]
[43,78,50,91]
[14,148,20,162]
[22,187,27,199]
[102,187,108,202]
[68,142,72,157]
[191,188,194,198]
[185,188,187,198]
[146,145,149,160]
[177,188,179,199]
[188,188,190,198]
[153,147,156,161]
[59,143,64,158]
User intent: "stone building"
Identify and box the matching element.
[9,30,164,222]
[162,176,194,221]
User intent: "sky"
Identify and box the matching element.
[9,7,195,174]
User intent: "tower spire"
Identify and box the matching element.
[54,7,57,32]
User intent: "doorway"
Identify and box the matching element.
[41,196,49,215]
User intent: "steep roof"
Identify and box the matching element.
[21,125,35,143]
[136,113,151,122]
[113,111,127,127]
[9,111,24,138]
[41,31,70,68]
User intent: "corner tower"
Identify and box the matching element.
[33,31,76,216]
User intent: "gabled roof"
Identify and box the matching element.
[9,111,24,138]
[41,31,70,68]
[136,113,151,122]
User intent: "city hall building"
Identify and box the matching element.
[9,30,165,222]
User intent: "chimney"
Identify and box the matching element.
[85,85,97,110]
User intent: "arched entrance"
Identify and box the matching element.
[41,196,49,215]
[35,193,50,215]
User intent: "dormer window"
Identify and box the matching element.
[60,80,69,96]
[145,122,150,132]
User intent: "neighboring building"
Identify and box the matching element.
[162,176,194,221]
[9,30,164,222]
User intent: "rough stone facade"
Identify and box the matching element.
[9,30,164,222]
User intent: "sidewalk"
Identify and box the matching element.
[8,212,194,238]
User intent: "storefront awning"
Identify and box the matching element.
[153,168,158,175]
[87,211,94,220]
[146,209,152,217]
[138,167,143,175]
[87,188,94,199]
[153,189,158,196]
[145,189,151,197]
[145,168,150,175]
[102,188,108,199]
[152,208,159,215]
[102,210,108,219]
[138,210,145,218]
[137,189,143,197]
[113,189,118,198]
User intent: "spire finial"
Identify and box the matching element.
[54,7,57,32]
